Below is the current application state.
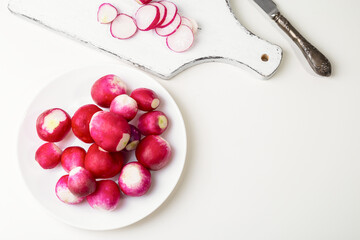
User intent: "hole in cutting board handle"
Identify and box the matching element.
[261,54,269,62]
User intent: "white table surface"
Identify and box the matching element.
[1,0,359,239]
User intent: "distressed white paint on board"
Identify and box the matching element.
[8,0,282,79]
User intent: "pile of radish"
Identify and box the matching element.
[34,74,172,211]
[97,0,198,53]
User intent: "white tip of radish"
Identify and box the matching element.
[125,140,140,151]
[116,133,131,152]
[97,3,118,24]
[135,4,160,31]
[110,14,138,39]
[166,24,194,53]
[155,13,181,37]
[158,115,168,129]
[42,109,67,133]
[151,98,160,109]
[98,146,108,152]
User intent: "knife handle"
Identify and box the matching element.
[273,13,331,77]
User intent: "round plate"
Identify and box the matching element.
[17,64,187,230]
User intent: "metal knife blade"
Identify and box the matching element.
[253,0,331,77]
[253,0,279,17]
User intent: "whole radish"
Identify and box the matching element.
[138,111,168,135]
[89,111,131,152]
[35,142,62,169]
[118,162,151,197]
[55,175,85,205]
[130,88,160,111]
[84,143,124,179]
[61,146,86,173]
[136,135,171,171]
[68,167,96,198]
[91,74,127,108]
[110,94,138,121]
[87,180,121,211]
[71,104,102,143]
[36,108,71,142]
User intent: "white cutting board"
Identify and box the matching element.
[8,0,282,79]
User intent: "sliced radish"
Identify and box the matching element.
[166,24,194,53]
[155,13,181,37]
[135,4,160,31]
[97,3,118,24]
[149,2,167,27]
[135,0,153,4]
[110,14,138,39]
[157,1,177,28]
[181,16,198,34]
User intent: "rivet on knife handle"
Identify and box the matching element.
[272,13,331,77]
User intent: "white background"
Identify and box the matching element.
[1,0,360,239]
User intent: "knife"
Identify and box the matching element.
[253,0,331,77]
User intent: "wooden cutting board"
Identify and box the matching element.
[8,0,283,79]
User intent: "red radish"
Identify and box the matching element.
[84,143,124,179]
[136,135,171,171]
[35,142,62,169]
[157,1,177,28]
[36,108,71,142]
[166,24,194,53]
[125,124,141,151]
[155,13,181,37]
[68,167,96,198]
[86,180,121,211]
[181,16,198,34]
[91,74,127,108]
[118,162,151,197]
[97,3,118,24]
[110,14,138,39]
[110,94,138,121]
[61,146,86,173]
[149,2,167,27]
[71,104,102,143]
[89,111,131,152]
[135,4,160,31]
[130,88,160,111]
[138,111,168,135]
[135,0,153,4]
[55,175,85,205]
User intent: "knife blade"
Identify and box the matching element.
[253,0,331,77]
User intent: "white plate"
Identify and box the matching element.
[17,64,187,230]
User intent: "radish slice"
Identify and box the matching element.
[135,4,160,31]
[157,1,177,28]
[166,24,194,53]
[155,13,181,37]
[181,16,198,34]
[97,3,118,24]
[110,14,138,39]
[135,0,153,4]
[149,2,167,27]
